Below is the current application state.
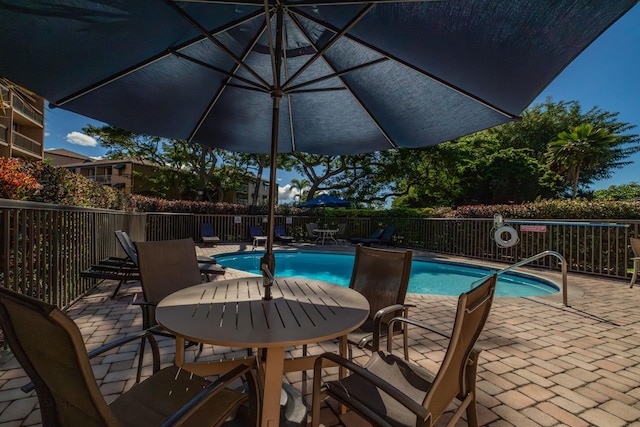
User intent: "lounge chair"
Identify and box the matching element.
[359,225,395,247]
[311,274,498,427]
[249,225,268,248]
[274,225,295,244]
[0,286,259,427]
[630,237,640,288]
[200,223,221,247]
[349,227,384,244]
[79,230,141,298]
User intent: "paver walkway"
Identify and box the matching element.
[1,243,640,426]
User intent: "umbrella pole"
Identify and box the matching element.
[260,90,282,300]
[261,7,284,301]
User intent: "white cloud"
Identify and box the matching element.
[278,184,302,204]
[66,131,97,147]
[44,132,50,137]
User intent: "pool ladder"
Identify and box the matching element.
[479,251,569,307]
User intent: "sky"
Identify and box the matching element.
[43,4,640,202]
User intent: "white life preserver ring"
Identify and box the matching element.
[494,225,519,248]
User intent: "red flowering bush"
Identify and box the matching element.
[0,157,41,200]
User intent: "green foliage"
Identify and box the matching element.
[388,99,639,208]
[446,199,640,220]
[546,123,618,199]
[593,183,640,201]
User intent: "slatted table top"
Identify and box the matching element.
[156,277,370,348]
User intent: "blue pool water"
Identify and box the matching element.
[216,251,559,297]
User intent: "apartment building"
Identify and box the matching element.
[62,157,160,196]
[0,79,45,161]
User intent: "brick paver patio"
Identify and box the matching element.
[1,243,640,426]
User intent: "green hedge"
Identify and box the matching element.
[2,158,640,218]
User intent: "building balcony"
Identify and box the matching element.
[11,131,42,156]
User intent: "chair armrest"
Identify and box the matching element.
[313,352,430,423]
[387,316,483,356]
[370,304,411,351]
[132,292,155,306]
[160,362,259,427]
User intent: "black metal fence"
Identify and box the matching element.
[1,199,637,311]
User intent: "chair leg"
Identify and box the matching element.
[630,259,639,288]
[136,335,147,383]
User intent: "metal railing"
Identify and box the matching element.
[1,199,638,311]
[491,250,568,306]
[10,92,44,125]
[11,131,42,155]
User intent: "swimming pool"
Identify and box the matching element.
[215,251,559,297]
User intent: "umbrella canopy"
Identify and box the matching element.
[299,194,350,208]
[0,0,636,297]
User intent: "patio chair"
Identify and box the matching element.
[200,223,221,247]
[305,223,318,240]
[0,286,259,427]
[359,225,396,247]
[346,245,413,360]
[249,225,268,248]
[630,237,640,288]
[334,223,347,244]
[118,230,223,281]
[274,225,295,244]
[349,228,384,245]
[134,239,204,334]
[311,274,498,427]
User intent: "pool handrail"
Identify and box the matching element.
[472,250,568,307]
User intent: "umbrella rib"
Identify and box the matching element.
[285,57,388,93]
[282,4,374,91]
[187,18,270,141]
[52,8,264,107]
[166,0,272,89]
[171,50,269,92]
[294,7,521,120]
[288,12,398,149]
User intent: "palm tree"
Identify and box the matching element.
[546,123,617,199]
[290,178,310,203]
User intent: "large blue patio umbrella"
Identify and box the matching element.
[0,0,635,298]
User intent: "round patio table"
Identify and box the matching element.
[156,276,369,427]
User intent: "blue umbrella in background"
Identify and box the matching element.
[299,194,349,227]
[299,194,350,208]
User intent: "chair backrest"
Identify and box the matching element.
[0,287,118,426]
[336,223,347,237]
[423,274,497,420]
[378,225,395,242]
[201,223,215,237]
[274,225,287,237]
[368,228,384,240]
[305,223,318,238]
[135,239,203,305]
[631,237,640,257]
[115,229,138,266]
[249,226,265,238]
[349,246,413,319]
